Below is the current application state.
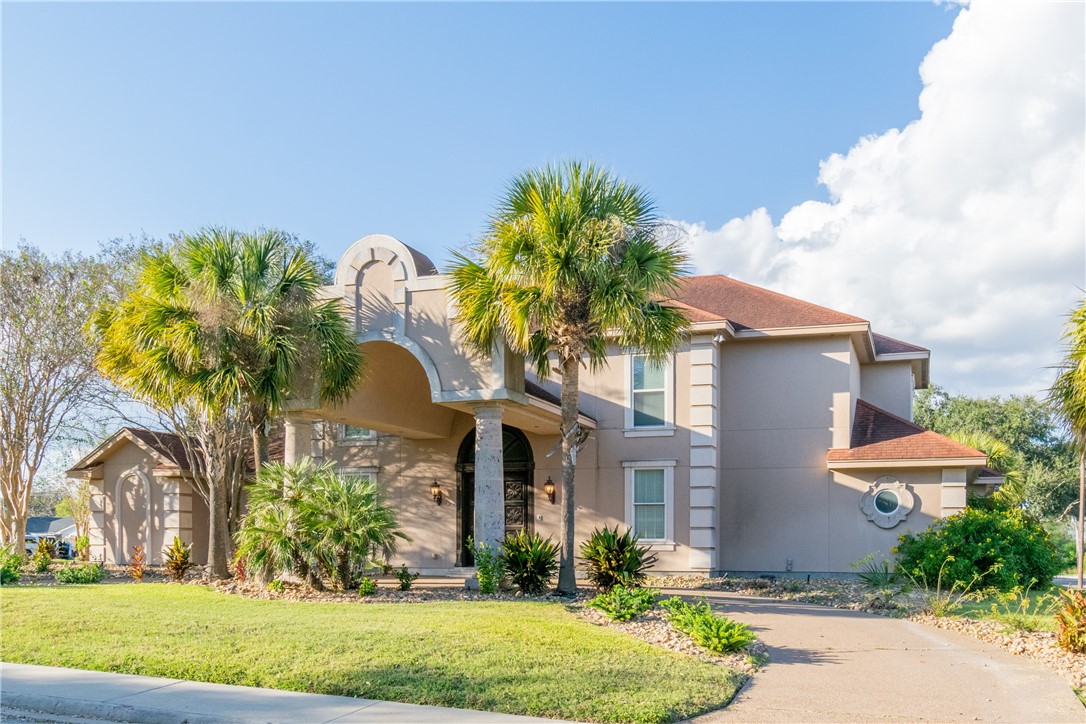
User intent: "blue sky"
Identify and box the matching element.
[3,2,957,266]
[7,3,1082,399]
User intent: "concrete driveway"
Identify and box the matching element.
[660,590,1084,723]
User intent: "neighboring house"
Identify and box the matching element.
[69,234,1001,574]
[26,516,77,540]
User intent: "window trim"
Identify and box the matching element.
[623,460,676,547]
[337,466,379,483]
[624,352,675,434]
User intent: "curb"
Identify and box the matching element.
[1,693,242,724]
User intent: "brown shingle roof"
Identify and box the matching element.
[827,400,986,462]
[872,333,928,355]
[114,426,283,472]
[670,275,866,330]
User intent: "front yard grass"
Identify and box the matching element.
[0,584,743,723]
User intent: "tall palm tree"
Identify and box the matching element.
[1049,297,1086,589]
[946,431,1026,507]
[449,162,689,593]
[96,229,363,577]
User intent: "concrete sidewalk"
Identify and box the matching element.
[660,590,1084,723]
[0,663,560,723]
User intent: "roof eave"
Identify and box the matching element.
[827,456,988,470]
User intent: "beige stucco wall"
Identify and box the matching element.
[87,440,208,565]
[718,335,855,572]
[828,468,942,570]
[860,361,916,420]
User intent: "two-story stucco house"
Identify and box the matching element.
[68,234,1000,574]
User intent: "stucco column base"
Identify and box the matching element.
[283,414,312,465]
[473,403,505,553]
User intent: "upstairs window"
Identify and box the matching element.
[631,354,668,428]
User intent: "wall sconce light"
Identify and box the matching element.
[543,476,556,504]
[430,480,443,505]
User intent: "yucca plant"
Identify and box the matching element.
[579,526,658,592]
[502,531,559,595]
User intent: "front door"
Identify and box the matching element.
[456,425,534,566]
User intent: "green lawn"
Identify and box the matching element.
[0,585,743,723]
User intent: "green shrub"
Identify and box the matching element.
[579,526,657,592]
[55,561,105,584]
[163,536,192,582]
[895,507,1060,592]
[267,579,284,592]
[502,531,558,595]
[586,585,656,621]
[1057,588,1086,654]
[0,545,22,584]
[659,597,756,654]
[396,564,418,591]
[31,538,56,572]
[469,537,502,594]
[358,576,378,596]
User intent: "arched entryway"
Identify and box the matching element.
[455,426,534,566]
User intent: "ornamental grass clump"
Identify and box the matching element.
[586,586,657,621]
[659,596,756,654]
[502,531,558,595]
[579,526,657,592]
[894,507,1060,592]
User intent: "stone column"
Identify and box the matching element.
[473,403,505,551]
[283,414,312,465]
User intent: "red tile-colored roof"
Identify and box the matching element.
[872,333,928,355]
[670,275,866,331]
[827,400,986,462]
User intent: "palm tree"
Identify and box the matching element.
[946,431,1026,507]
[1049,297,1086,589]
[235,460,408,590]
[96,229,363,578]
[448,162,689,593]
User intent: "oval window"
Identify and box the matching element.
[874,490,900,515]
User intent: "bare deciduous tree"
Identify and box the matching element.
[0,245,118,548]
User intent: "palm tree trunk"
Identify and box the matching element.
[1078,450,1084,590]
[556,355,580,594]
[249,403,268,472]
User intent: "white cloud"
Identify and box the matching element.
[677,2,1084,398]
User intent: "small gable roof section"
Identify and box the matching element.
[828,400,987,468]
[67,427,284,479]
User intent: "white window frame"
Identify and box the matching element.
[622,460,676,549]
[624,352,675,437]
[338,424,377,447]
